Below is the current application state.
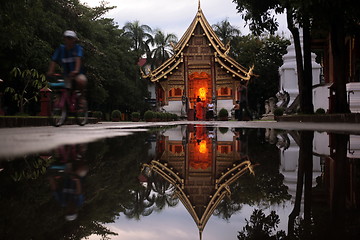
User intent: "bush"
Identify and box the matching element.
[219,127,229,134]
[166,112,174,121]
[274,107,284,116]
[111,110,121,121]
[172,114,178,121]
[144,110,154,121]
[315,108,326,114]
[92,111,103,120]
[131,112,140,120]
[155,112,162,120]
[218,108,228,118]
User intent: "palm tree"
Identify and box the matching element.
[122,20,153,60]
[122,185,155,220]
[149,29,178,69]
[150,173,179,211]
[212,18,241,45]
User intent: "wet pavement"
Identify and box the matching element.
[0,121,360,240]
[1,120,360,158]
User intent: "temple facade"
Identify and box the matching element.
[142,4,253,120]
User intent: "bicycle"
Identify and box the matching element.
[47,74,88,127]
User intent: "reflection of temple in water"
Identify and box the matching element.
[143,125,253,239]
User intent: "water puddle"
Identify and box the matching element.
[0,125,359,239]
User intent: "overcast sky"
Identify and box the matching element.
[80,0,289,39]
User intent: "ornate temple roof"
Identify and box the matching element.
[142,3,254,82]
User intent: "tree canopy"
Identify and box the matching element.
[0,0,172,116]
[233,0,360,113]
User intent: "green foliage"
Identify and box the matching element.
[92,110,103,120]
[219,127,229,134]
[237,209,286,240]
[0,0,152,115]
[212,18,241,45]
[230,35,290,114]
[144,110,154,120]
[131,111,140,119]
[273,107,284,116]
[148,29,178,69]
[111,109,121,120]
[122,20,153,60]
[5,67,46,113]
[315,108,326,114]
[218,108,229,118]
[171,113,178,121]
[131,111,140,121]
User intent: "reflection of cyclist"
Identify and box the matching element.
[47,30,87,90]
[48,144,89,221]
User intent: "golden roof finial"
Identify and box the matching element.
[198,0,201,10]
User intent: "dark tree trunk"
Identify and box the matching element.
[330,133,348,238]
[303,131,314,230]
[287,9,306,113]
[302,16,314,114]
[288,130,314,236]
[330,15,349,113]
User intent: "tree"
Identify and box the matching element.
[212,18,241,45]
[234,0,360,114]
[310,0,360,113]
[231,35,289,114]
[5,68,46,114]
[0,0,151,116]
[233,0,315,114]
[148,29,178,69]
[237,209,286,240]
[122,20,153,60]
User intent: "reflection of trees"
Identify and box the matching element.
[0,132,152,240]
[215,129,290,221]
[143,166,179,212]
[4,155,53,181]
[237,209,286,240]
[288,131,314,237]
[213,196,242,220]
[287,133,356,240]
[122,185,154,220]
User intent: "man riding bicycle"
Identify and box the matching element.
[47,30,87,90]
[47,30,88,126]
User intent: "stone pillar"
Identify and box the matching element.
[39,87,51,116]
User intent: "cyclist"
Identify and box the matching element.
[47,30,87,90]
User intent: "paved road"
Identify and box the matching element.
[1,120,359,159]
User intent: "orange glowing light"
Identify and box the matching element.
[199,140,207,153]
[198,87,206,101]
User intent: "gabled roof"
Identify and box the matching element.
[142,5,254,82]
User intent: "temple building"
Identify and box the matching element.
[142,2,254,120]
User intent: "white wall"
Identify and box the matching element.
[347,82,360,113]
[163,100,183,115]
[216,99,233,116]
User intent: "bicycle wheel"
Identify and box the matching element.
[75,92,88,126]
[49,90,67,127]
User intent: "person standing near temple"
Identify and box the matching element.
[238,80,252,121]
[195,96,204,120]
[206,100,215,120]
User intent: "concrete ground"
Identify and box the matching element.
[1,120,359,159]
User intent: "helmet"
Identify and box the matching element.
[63,30,78,39]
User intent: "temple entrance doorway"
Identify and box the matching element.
[188,72,212,120]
